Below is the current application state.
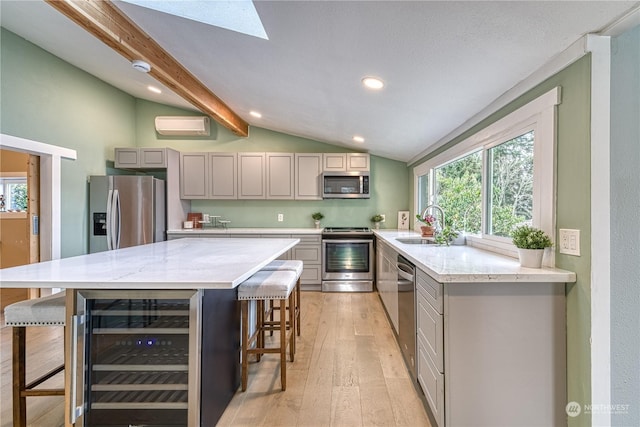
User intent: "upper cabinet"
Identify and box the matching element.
[322,153,370,172]
[295,153,322,200]
[209,153,237,199]
[266,153,294,200]
[347,153,370,171]
[238,153,266,199]
[177,151,366,201]
[180,152,208,199]
[115,148,167,168]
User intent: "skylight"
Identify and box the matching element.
[120,0,268,40]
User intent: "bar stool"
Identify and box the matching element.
[238,270,297,391]
[260,260,303,336]
[4,292,66,427]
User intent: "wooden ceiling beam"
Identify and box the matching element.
[44,0,249,137]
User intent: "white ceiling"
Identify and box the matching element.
[1,1,638,162]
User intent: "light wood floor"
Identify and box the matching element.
[1,292,430,427]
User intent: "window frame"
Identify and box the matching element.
[0,172,28,218]
[413,87,560,264]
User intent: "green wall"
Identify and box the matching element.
[410,55,594,425]
[133,98,409,228]
[1,28,409,254]
[0,28,138,257]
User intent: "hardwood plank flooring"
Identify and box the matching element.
[219,292,431,427]
[0,292,430,427]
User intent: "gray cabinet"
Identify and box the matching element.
[323,153,347,171]
[415,267,566,427]
[238,153,266,199]
[294,153,322,200]
[180,152,208,199]
[209,153,237,199]
[347,153,370,171]
[376,241,398,333]
[266,153,294,199]
[291,234,321,285]
[322,153,370,172]
[115,148,167,168]
[416,269,444,427]
[179,151,367,200]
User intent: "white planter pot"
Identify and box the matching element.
[518,248,544,268]
[314,220,321,229]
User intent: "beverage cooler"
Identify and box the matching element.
[69,289,238,427]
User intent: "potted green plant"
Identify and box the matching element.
[434,226,459,246]
[311,212,324,228]
[415,213,437,237]
[370,214,384,229]
[511,225,553,268]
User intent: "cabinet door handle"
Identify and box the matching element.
[70,314,85,424]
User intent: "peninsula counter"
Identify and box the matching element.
[1,237,299,427]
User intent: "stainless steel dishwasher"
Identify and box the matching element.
[397,255,416,379]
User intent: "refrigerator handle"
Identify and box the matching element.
[114,189,121,249]
[106,189,114,250]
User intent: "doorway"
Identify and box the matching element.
[0,149,40,310]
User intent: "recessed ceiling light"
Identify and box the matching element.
[250,111,262,118]
[147,86,162,94]
[362,76,384,90]
[353,136,365,143]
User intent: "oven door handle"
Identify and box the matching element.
[322,239,374,244]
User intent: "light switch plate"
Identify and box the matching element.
[380,214,386,223]
[277,213,284,222]
[559,229,580,256]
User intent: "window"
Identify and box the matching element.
[487,130,534,237]
[413,87,559,261]
[434,151,482,233]
[0,176,28,212]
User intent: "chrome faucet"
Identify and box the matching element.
[421,204,446,233]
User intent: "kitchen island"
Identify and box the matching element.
[0,237,299,427]
[374,230,576,427]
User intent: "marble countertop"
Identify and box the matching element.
[167,227,322,235]
[374,230,576,283]
[0,238,299,290]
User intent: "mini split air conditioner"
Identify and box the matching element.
[154,116,211,136]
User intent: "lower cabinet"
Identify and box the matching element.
[415,267,567,427]
[291,234,322,284]
[376,241,398,333]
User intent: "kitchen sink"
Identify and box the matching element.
[395,237,436,245]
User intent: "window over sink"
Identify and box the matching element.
[413,87,560,261]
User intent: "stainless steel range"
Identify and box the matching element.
[322,227,374,292]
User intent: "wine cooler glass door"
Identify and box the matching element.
[74,290,199,427]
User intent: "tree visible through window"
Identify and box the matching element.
[0,177,28,212]
[487,131,534,237]
[434,151,482,233]
[419,130,534,238]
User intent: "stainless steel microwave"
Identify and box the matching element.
[322,171,370,199]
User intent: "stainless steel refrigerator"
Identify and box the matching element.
[89,175,165,253]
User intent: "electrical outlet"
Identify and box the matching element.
[559,229,580,256]
[277,213,284,222]
[380,214,386,223]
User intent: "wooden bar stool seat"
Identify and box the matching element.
[238,270,297,391]
[261,260,303,336]
[4,291,66,427]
